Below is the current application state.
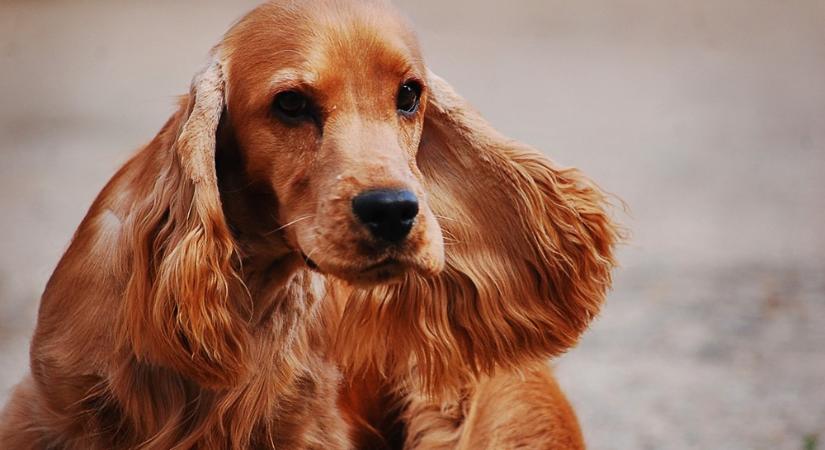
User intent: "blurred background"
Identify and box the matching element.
[1,0,823,448]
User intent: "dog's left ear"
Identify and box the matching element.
[338,71,620,393]
[120,56,250,388]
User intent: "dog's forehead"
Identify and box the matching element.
[222,0,422,104]
[314,28,420,86]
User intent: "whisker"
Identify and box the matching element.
[265,215,314,236]
[304,246,321,263]
[222,179,256,194]
[439,227,463,245]
[434,214,461,223]
[440,228,459,239]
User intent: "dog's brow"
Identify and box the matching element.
[269,69,317,90]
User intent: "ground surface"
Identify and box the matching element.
[1,1,823,449]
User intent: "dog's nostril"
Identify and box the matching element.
[352,189,419,243]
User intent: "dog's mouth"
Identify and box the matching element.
[361,258,398,271]
[360,258,403,275]
[350,258,405,284]
[301,251,406,284]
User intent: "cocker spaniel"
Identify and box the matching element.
[0,1,619,449]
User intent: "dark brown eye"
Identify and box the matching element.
[273,90,312,122]
[397,81,421,115]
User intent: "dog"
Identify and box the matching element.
[0,1,618,448]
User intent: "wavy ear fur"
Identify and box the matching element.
[120,57,249,388]
[337,71,620,393]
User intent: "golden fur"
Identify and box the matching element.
[0,1,619,448]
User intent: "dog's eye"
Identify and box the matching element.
[397,81,421,115]
[273,91,312,122]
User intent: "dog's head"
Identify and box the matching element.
[216,0,443,285]
[123,0,619,390]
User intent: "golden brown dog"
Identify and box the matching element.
[0,1,618,448]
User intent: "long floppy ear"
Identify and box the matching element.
[338,71,620,393]
[119,56,249,388]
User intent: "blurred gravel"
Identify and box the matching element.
[1,1,823,449]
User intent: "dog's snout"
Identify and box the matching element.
[352,189,419,243]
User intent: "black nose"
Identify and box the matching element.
[352,189,419,243]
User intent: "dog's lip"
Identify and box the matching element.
[353,258,405,284]
[360,258,398,272]
[299,252,408,282]
[300,252,398,272]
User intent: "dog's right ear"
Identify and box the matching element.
[337,71,621,394]
[120,55,250,388]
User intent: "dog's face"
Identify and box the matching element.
[223,1,443,284]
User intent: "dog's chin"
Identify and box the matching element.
[302,253,442,287]
[311,258,408,286]
[342,259,408,286]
